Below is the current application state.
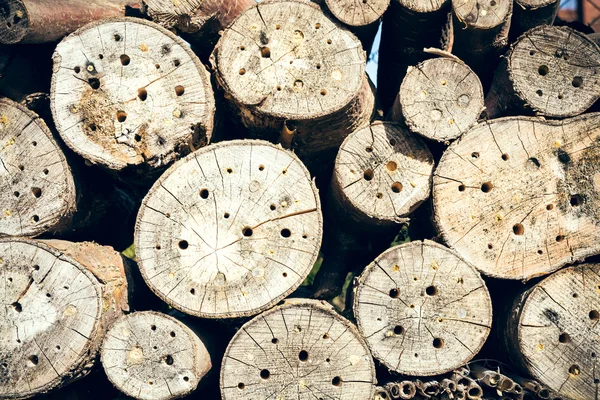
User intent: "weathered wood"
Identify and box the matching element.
[101,311,211,400]
[503,264,600,400]
[486,25,600,118]
[0,238,103,399]
[353,240,492,376]
[0,0,140,44]
[331,121,434,229]
[377,0,451,111]
[373,386,391,400]
[220,298,376,399]
[211,0,375,172]
[509,0,559,41]
[0,97,77,238]
[135,140,323,318]
[51,17,215,175]
[389,56,484,142]
[433,113,600,280]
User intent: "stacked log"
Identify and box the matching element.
[510,0,560,41]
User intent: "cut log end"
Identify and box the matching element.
[434,113,600,279]
[394,57,484,142]
[332,121,434,227]
[0,97,76,238]
[509,264,600,399]
[51,17,215,172]
[324,0,390,27]
[134,140,323,319]
[397,0,449,13]
[452,0,511,30]
[353,240,492,376]
[0,0,28,44]
[0,238,102,399]
[101,311,211,400]
[220,299,376,400]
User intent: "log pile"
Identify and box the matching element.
[1,0,600,399]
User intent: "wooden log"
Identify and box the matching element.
[50,17,215,176]
[486,25,600,119]
[0,238,104,398]
[374,386,391,400]
[389,56,484,142]
[0,97,77,238]
[503,264,600,400]
[211,0,375,172]
[101,311,211,400]
[509,0,560,41]
[220,298,376,400]
[433,113,600,279]
[353,240,492,376]
[0,0,140,45]
[135,140,323,318]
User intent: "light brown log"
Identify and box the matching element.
[509,0,559,41]
[433,113,600,279]
[0,0,140,44]
[503,264,600,400]
[0,97,77,238]
[220,299,376,400]
[389,56,484,142]
[101,311,211,400]
[135,140,323,318]
[211,0,375,171]
[353,240,492,376]
[486,25,600,118]
[51,17,215,175]
[0,238,103,399]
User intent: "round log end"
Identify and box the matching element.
[135,140,323,319]
[220,299,376,400]
[0,238,102,399]
[396,58,484,142]
[353,240,492,376]
[0,97,76,238]
[51,17,215,172]
[325,0,390,27]
[101,311,211,400]
[396,0,449,13]
[332,121,434,226]
[509,25,600,117]
[452,0,511,29]
[0,0,28,45]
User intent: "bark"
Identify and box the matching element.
[134,140,323,319]
[509,0,559,42]
[50,17,215,178]
[485,25,600,119]
[433,113,600,279]
[0,0,141,44]
[101,311,211,400]
[220,298,376,400]
[353,240,492,376]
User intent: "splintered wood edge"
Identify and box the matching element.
[101,311,211,400]
[50,16,215,171]
[220,298,376,400]
[353,240,492,376]
[452,0,512,29]
[324,0,391,27]
[0,237,103,399]
[0,97,77,238]
[134,139,323,319]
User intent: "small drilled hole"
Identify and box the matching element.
[156,244,161,250]
[32,215,39,222]
[89,123,97,131]
[559,333,570,343]
[190,288,195,295]
[224,213,230,219]
[502,154,509,161]
[320,89,327,96]
[573,76,583,87]
[433,338,444,348]
[569,365,580,375]
[557,235,565,242]
[270,204,276,211]
[386,161,397,171]
[536,90,543,96]
[13,191,19,197]
[258,164,265,171]
[391,182,402,193]
[165,355,174,365]
[538,65,549,76]
[281,228,291,238]
[558,94,563,100]
[530,50,535,56]
[272,338,279,344]
[43,169,49,175]
[547,204,554,210]
[151,325,157,331]
[138,88,147,101]
[570,195,583,207]
[28,355,38,365]
[376,193,383,199]
[323,333,330,339]
[239,68,246,75]
[332,377,342,387]
[175,85,185,96]
[573,293,578,298]
[173,59,180,67]
[316,64,321,70]
[238,383,245,389]
[116,111,127,123]
[226,167,233,174]
[513,223,524,235]
[299,350,308,361]
[120,54,130,66]
[260,369,270,379]
[327,39,332,44]
[32,141,37,146]
[394,325,404,335]
[488,243,493,249]
[243,227,253,237]
[240,45,246,50]
[170,331,176,337]
[179,240,188,249]
[363,169,374,181]
[538,250,543,255]
[114,34,121,41]
[426,286,437,296]
[12,302,22,312]
[365,146,373,152]
[261,47,271,58]
[88,78,100,89]
[31,187,42,198]
[389,288,400,298]
[481,182,493,193]
[590,310,599,320]
[471,152,479,159]
[458,184,466,192]
[74,66,81,73]
[200,189,209,199]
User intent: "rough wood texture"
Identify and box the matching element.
[220,298,376,399]
[486,25,600,119]
[101,311,211,400]
[510,0,559,41]
[504,264,600,400]
[0,97,77,238]
[135,140,323,319]
[0,0,140,44]
[353,240,492,376]
[433,113,600,280]
[211,0,374,170]
[0,238,103,399]
[389,56,484,142]
[51,17,215,174]
[331,121,434,229]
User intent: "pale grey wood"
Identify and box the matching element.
[324,0,390,26]
[353,240,492,376]
[0,97,76,238]
[220,298,376,400]
[51,17,215,172]
[101,311,211,400]
[135,140,323,318]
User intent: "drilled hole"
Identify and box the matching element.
[538,65,549,76]
[89,123,97,131]
[32,141,37,146]
[394,325,404,335]
[270,204,276,211]
[570,194,583,207]
[31,187,42,198]
[173,59,180,67]
[546,204,554,210]
[28,355,38,365]
[530,50,535,56]
[88,78,100,89]
[389,288,400,298]
[320,89,327,96]
[43,169,49,175]
[557,235,565,242]
[238,383,245,390]
[536,90,543,96]
[316,64,321,70]
[391,182,402,193]
[74,66,80,73]
[281,228,291,238]
[512,223,524,235]
[458,184,466,192]
[165,355,174,365]
[365,146,373,152]
[332,377,342,387]
[12,302,22,312]
[538,250,543,255]
[13,191,18,197]
[116,111,127,123]
[243,227,253,237]
[239,68,246,75]
[156,244,161,250]
[190,288,195,295]
[471,152,479,159]
[559,333,570,343]
[114,34,121,41]
[569,365,580,375]
[387,161,397,171]
[488,243,493,249]
[573,76,583,87]
[200,189,209,199]
[433,338,444,348]
[138,88,147,101]
[590,310,599,320]
[376,193,383,199]
[260,369,270,379]
[175,85,185,96]
[363,169,374,181]
[179,240,188,249]
[120,54,130,65]
[481,182,493,193]
[261,47,271,58]
[426,286,438,296]
[170,331,176,337]
[32,215,39,222]
[282,272,288,277]
[271,338,278,344]
[327,39,332,44]
[502,153,509,161]
[224,213,230,219]
[151,325,157,331]
[299,350,308,361]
